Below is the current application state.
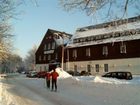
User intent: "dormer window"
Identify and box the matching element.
[80,38,83,42]
[88,37,91,41]
[91,37,94,41]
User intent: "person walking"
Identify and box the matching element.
[45,72,51,89]
[51,69,59,92]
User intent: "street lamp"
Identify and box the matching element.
[54,32,71,70]
[53,32,65,70]
[61,38,64,70]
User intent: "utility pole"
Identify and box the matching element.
[61,40,64,70]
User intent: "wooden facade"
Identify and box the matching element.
[35,16,140,75]
[67,39,140,62]
[65,16,140,75]
[35,29,72,71]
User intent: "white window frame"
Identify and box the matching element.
[103,46,108,56]
[47,55,51,60]
[120,43,127,53]
[86,48,91,57]
[87,64,91,72]
[55,53,58,59]
[104,64,108,72]
[95,64,99,72]
[39,55,41,61]
[43,55,46,61]
[48,43,51,50]
[52,42,55,49]
[72,49,77,58]
[44,44,47,50]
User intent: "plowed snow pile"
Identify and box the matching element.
[55,67,72,79]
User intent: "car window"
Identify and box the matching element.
[127,72,131,76]
[117,73,124,78]
[105,73,111,77]
[112,73,116,77]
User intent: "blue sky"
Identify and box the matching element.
[12,0,94,58]
[12,0,138,59]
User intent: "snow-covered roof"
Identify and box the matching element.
[48,29,72,46]
[67,33,140,48]
[74,21,140,39]
[67,16,140,48]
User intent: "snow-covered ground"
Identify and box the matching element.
[1,69,140,105]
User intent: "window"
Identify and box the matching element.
[95,64,99,72]
[74,65,77,75]
[86,48,91,57]
[55,35,60,39]
[104,64,108,72]
[47,43,51,50]
[80,38,83,42]
[43,55,46,61]
[87,65,91,72]
[87,37,91,41]
[52,42,55,49]
[103,46,108,56]
[44,44,47,50]
[39,55,41,61]
[44,66,47,71]
[120,43,126,53]
[47,55,51,60]
[72,49,77,58]
[40,66,42,71]
[55,53,58,59]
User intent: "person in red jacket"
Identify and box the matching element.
[51,69,59,91]
[45,72,51,89]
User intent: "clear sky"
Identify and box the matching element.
[12,0,94,58]
[12,0,138,59]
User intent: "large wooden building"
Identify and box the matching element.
[65,16,140,75]
[35,29,72,71]
[35,16,140,75]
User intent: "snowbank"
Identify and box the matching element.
[55,68,72,79]
[0,78,16,105]
[73,76,140,85]
[93,76,140,84]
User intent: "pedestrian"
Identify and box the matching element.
[45,71,51,89]
[51,69,59,92]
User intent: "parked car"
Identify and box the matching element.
[102,71,133,80]
[26,71,38,78]
[80,71,91,76]
[37,71,47,78]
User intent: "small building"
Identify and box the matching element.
[35,29,72,72]
[65,16,140,75]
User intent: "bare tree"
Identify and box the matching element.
[0,0,19,62]
[59,0,140,20]
[1,54,23,73]
[24,45,37,71]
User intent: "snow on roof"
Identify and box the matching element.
[74,21,140,39]
[51,30,72,46]
[67,16,140,48]
[67,33,140,48]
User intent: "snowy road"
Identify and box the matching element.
[1,76,84,105]
[1,74,140,105]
